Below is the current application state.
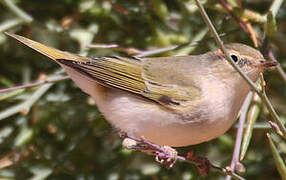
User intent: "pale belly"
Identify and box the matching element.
[64,65,248,147]
[90,84,242,147]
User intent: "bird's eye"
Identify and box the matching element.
[230,54,239,63]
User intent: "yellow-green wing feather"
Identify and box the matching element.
[142,57,201,108]
[58,56,146,96]
[6,32,201,110]
[59,56,201,109]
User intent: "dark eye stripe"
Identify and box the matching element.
[237,58,252,67]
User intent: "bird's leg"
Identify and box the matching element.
[118,133,240,178]
[154,145,178,168]
[118,132,214,176]
[118,132,178,169]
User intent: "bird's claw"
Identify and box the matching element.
[120,133,178,169]
[155,146,178,169]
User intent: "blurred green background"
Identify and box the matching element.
[0,0,285,179]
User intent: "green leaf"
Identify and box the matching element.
[267,133,286,180]
[265,10,277,37]
[240,93,261,160]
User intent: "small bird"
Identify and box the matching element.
[5,32,277,147]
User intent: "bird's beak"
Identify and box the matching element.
[253,60,278,69]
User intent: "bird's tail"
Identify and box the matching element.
[5,32,90,63]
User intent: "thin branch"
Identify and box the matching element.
[0,18,24,32]
[194,0,259,92]
[268,50,286,84]
[184,2,266,24]
[88,41,201,58]
[1,0,33,23]
[174,27,209,56]
[219,0,262,47]
[219,0,248,32]
[267,133,286,179]
[193,0,286,138]
[233,122,271,129]
[87,44,142,55]
[240,92,262,160]
[87,29,239,57]
[0,149,24,169]
[136,30,236,57]
[269,0,284,17]
[226,92,253,180]
[178,157,244,180]
[0,83,53,120]
[204,3,266,24]
[0,76,69,93]
[120,133,244,180]
[269,121,284,137]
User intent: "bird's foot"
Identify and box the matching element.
[154,145,177,169]
[118,132,242,178]
[119,132,178,169]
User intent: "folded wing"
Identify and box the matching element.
[6,32,201,110]
[60,56,201,110]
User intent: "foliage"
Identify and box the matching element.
[0,0,285,179]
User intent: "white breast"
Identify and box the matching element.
[64,64,250,147]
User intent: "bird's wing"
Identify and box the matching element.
[57,56,147,96]
[6,32,201,110]
[59,56,201,110]
[142,57,201,109]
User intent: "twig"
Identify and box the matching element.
[0,18,24,32]
[1,0,33,23]
[260,74,283,138]
[136,43,197,57]
[234,122,271,129]
[174,27,208,56]
[226,92,253,180]
[267,133,286,179]
[240,92,262,160]
[136,31,234,57]
[87,44,142,55]
[0,149,25,169]
[87,29,238,57]
[179,157,244,180]
[263,0,286,136]
[268,50,286,84]
[87,41,201,58]
[269,121,283,137]
[184,1,266,23]
[243,19,260,47]
[219,0,248,33]
[260,92,285,137]
[202,3,266,24]
[0,75,69,93]
[194,0,259,91]
[219,0,262,47]
[268,0,284,17]
[0,83,53,120]
[193,0,286,139]
[120,133,244,180]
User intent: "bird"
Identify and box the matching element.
[5,32,277,147]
